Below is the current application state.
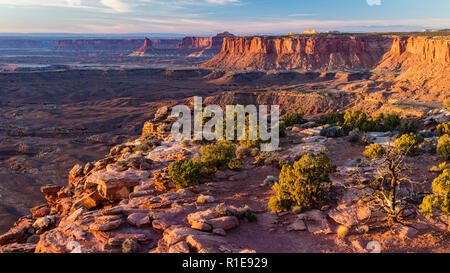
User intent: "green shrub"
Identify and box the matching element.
[200,140,236,169]
[437,134,450,160]
[281,109,306,127]
[430,162,449,173]
[360,118,385,132]
[394,133,424,156]
[420,169,449,227]
[270,154,336,211]
[435,122,450,136]
[343,110,368,131]
[398,119,418,134]
[444,101,450,109]
[319,111,345,126]
[168,159,202,188]
[364,143,386,159]
[228,158,244,170]
[215,203,257,222]
[384,114,401,131]
[268,196,291,212]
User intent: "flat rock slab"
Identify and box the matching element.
[86,169,149,201]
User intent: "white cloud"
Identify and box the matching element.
[100,0,132,12]
[366,0,381,6]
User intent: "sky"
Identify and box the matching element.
[0,0,449,35]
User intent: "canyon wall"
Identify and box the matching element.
[54,39,145,52]
[0,39,57,49]
[176,32,235,52]
[151,39,181,49]
[201,35,450,72]
[201,36,394,70]
[377,36,450,69]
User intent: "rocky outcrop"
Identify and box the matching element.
[129,38,156,56]
[201,35,394,70]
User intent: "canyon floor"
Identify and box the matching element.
[0,63,445,234]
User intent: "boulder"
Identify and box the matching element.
[0,227,26,246]
[33,216,57,230]
[127,213,151,228]
[190,220,213,231]
[206,216,239,231]
[187,209,216,226]
[72,191,103,210]
[86,169,149,201]
[69,164,83,183]
[168,241,190,253]
[89,216,123,232]
[0,243,36,253]
[30,204,50,219]
[185,234,227,253]
[286,219,307,231]
[101,206,124,216]
[59,208,87,227]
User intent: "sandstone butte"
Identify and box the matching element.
[129,38,156,56]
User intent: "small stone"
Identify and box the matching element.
[33,216,56,230]
[168,241,190,253]
[190,221,213,232]
[101,206,124,216]
[286,220,307,231]
[213,228,227,236]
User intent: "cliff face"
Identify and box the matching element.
[201,35,450,71]
[150,39,181,49]
[177,32,235,52]
[377,36,450,69]
[201,36,394,70]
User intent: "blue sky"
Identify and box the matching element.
[0,0,449,35]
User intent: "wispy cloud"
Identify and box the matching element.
[100,0,132,12]
[366,0,381,6]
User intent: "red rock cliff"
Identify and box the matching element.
[202,35,450,71]
[201,36,394,70]
[377,36,450,69]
